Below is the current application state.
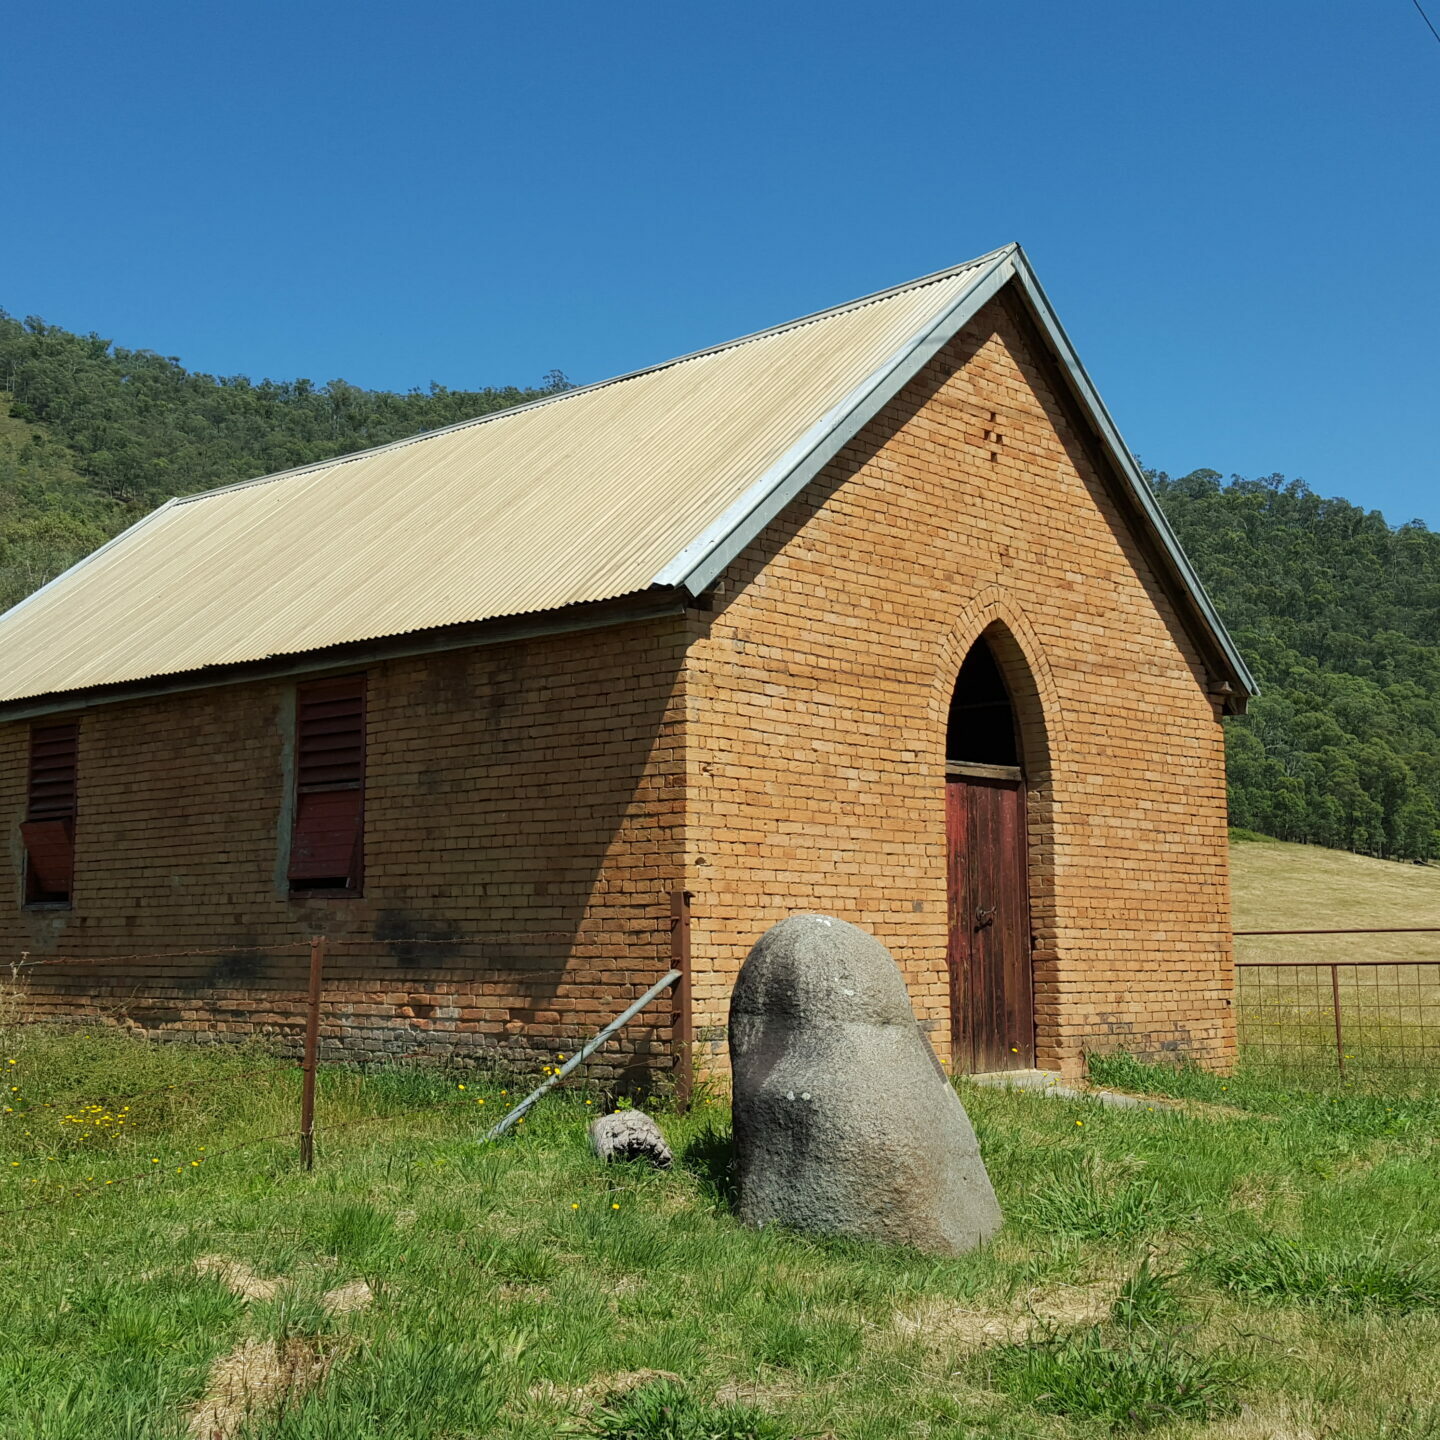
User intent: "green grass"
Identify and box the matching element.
[985,1328,1242,1432]
[5,1014,1440,1438]
[1196,1236,1440,1313]
[582,1379,788,1440]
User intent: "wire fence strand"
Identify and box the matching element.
[1236,926,1440,1077]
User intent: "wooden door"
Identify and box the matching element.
[946,773,1034,1072]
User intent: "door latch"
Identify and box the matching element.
[974,907,995,929]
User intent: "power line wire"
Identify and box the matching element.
[1413,0,1440,47]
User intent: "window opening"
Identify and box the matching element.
[946,639,1019,768]
[22,721,78,904]
[288,675,365,893]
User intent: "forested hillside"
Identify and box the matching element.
[1152,470,1440,860]
[2,309,1437,860]
[0,309,569,608]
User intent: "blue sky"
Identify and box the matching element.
[4,1,1438,523]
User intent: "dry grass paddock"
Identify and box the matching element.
[1229,836,1440,1077]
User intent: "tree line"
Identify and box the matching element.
[2,307,1437,859]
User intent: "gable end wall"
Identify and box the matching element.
[685,295,1234,1076]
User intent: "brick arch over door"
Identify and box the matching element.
[930,595,1061,1070]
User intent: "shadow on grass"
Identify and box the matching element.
[678,1123,736,1210]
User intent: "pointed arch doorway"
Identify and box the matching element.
[946,633,1035,1073]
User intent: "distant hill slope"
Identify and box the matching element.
[0,398,117,607]
[2,308,1438,861]
[1155,471,1440,862]
[1229,833,1440,968]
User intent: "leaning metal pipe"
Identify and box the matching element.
[483,969,682,1142]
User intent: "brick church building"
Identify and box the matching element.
[0,245,1253,1080]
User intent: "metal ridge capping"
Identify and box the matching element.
[1001,250,1258,700]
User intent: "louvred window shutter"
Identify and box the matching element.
[24,722,77,903]
[288,675,365,890]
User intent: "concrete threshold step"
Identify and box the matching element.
[964,1069,1178,1110]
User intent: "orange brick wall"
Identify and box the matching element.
[683,296,1234,1076]
[1,291,1235,1082]
[0,618,690,1082]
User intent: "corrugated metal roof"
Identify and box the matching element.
[0,244,1256,708]
[0,252,1009,705]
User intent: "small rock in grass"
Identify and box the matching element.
[588,1109,673,1168]
[729,913,1002,1254]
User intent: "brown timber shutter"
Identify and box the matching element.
[22,721,78,902]
[288,675,365,890]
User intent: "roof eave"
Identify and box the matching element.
[0,588,694,723]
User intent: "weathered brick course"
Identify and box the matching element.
[2,620,691,1080]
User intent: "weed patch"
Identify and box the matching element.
[579,1379,788,1440]
[1012,1156,1191,1240]
[256,1335,501,1438]
[985,1326,1242,1431]
[1109,1258,1188,1333]
[744,1310,862,1377]
[1196,1235,1440,1311]
[479,1237,556,1284]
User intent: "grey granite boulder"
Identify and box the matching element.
[729,914,1001,1254]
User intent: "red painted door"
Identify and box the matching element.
[946,775,1034,1072]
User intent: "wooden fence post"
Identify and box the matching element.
[670,888,693,1111]
[299,935,325,1170]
